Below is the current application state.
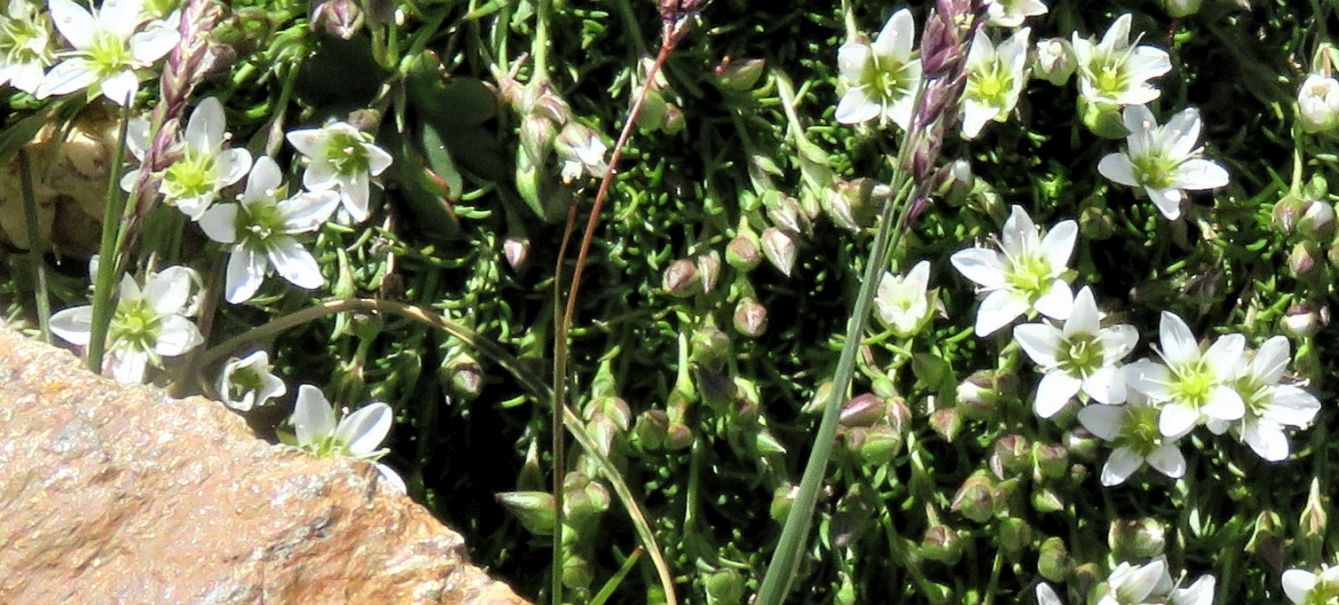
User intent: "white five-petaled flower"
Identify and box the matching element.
[835,9,923,130]
[1125,312,1246,438]
[49,265,203,385]
[198,156,340,303]
[555,122,608,184]
[1096,557,1174,605]
[217,350,286,412]
[1072,14,1171,109]
[0,0,55,94]
[36,0,179,106]
[986,0,1047,29]
[950,205,1077,336]
[1217,336,1322,462]
[1098,105,1230,220]
[1014,286,1138,418]
[874,260,932,338]
[1284,565,1339,604]
[122,97,253,220]
[1299,74,1339,134]
[1078,388,1186,486]
[962,27,1031,140]
[291,384,407,494]
[286,121,393,223]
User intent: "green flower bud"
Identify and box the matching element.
[726,230,762,271]
[1032,37,1076,86]
[1300,199,1336,241]
[1063,429,1100,462]
[691,325,732,372]
[663,258,701,297]
[1245,510,1281,554]
[714,58,766,92]
[1032,443,1070,481]
[663,103,686,134]
[998,518,1033,559]
[956,370,997,420]
[761,227,798,276]
[930,408,963,442]
[1283,303,1324,338]
[1274,192,1305,234]
[860,424,903,466]
[921,525,964,564]
[564,472,611,520]
[1301,478,1328,538]
[1071,563,1100,597]
[803,381,835,415]
[1079,205,1117,240]
[733,297,768,338]
[444,355,484,401]
[697,252,722,295]
[1289,241,1320,278]
[584,395,632,431]
[991,434,1031,478]
[638,89,669,131]
[771,485,797,523]
[840,393,885,428]
[1162,0,1202,17]
[705,569,746,605]
[1031,485,1065,514]
[520,113,555,166]
[1109,518,1166,559]
[561,553,594,590]
[755,428,788,456]
[951,472,998,523]
[496,491,556,535]
[634,410,670,450]
[1037,537,1072,582]
[666,422,693,449]
[1080,97,1127,139]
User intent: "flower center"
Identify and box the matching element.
[1169,360,1217,409]
[237,199,287,248]
[161,149,219,201]
[110,298,161,352]
[1092,61,1128,98]
[1057,333,1104,378]
[228,367,264,400]
[1117,404,1163,457]
[0,15,50,66]
[87,30,134,76]
[1130,150,1177,190]
[1004,252,1053,301]
[1235,376,1273,417]
[967,60,1012,107]
[326,131,370,177]
[862,55,913,105]
[1304,579,1339,605]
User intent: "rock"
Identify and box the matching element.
[0,325,529,605]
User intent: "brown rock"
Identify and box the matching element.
[0,325,529,605]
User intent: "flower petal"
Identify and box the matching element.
[1099,324,1139,364]
[185,97,226,152]
[216,148,253,188]
[1101,446,1143,486]
[1158,311,1199,366]
[873,9,915,62]
[1098,153,1139,187]
[837,42,870,80]
[835,86,880,125]
[106,349,148,385]
[153,314,203,356]
[1147,186,1184,220]
[50,305,95,346]
[1083,365,1127,404]
[279,190,341,233]
[1244,420,1289,462]
[975,289,1029,336]
[1163,107,1203,159]
[1064,286,1099,337]
[99,69,140,106]
[1204,333,1245,379]
[144,266,195,315]
[1040,220,1078,275]
[286,128,330,157]
[244,156,284,202]
[1264,385,1321,428]
[1034,370,1081,419]
[198,204,239,244]
[224,247,267,304]
[293,385,337,448]
[1014,323,1063,367]
[950,247,1007,289]
[1146,443,1186,479]
[1159,402,1200,438]
[35,59,99,99]
[335,402,393,457]
[376,462,407,494]
[1173,159,1230,191]
[267,237,323,289]
[1033,279,1074,320]
[49,0,95,49]
[1250,336,1290,384]
[1282,569,1317,604]
[128,26,179,65]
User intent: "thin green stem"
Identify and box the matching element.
[18,150,50,343]
[87,101,135,374]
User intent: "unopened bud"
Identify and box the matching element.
[1289,241,1320,278]
[666,422,693,449]
[761,227,798,276]
[766,194,807,234]
[1109,518,1166,559]
[829,179,878,230]
[445,356,484,401]
[1299,74,1339,134]
[1162,0,1202,18]
[999,518,1033,559]
[930,408,962,442]
[991,434,1031,478]
[564,472,611,519]
[714,58,766,92]
[1031,485,1065,514]
[694,252,722,295]
[956,370,997,420]
[1033,443,1070,480]
[1079,205,1117,240]
[311,0,363,39]
[1032,37,1076,86]
[705,569,746,604]
[663,258,700,297]
[1300,199,1336,241]
[634,410,670,450]
[756,429,788,456]
[733,297,768,338]
[637,89,669,131]
[1037,537,1072,582]
[561,553,593,589]
[1283,303,1324,338]
[496,491,556,535]
[1080,97,1127,139]
[691,325,731,372]
[520,114,555,165]
[771,485,798,523]
[860,424,903,466]
[1274,192,1305,234]
[1301,478,1328,537]
[584,395,632,431]
[1063,429,1099,462]
[921,525,964,564]
[503,234,529,272]
[951,473,998,523]
[840,393,885,428]
[726,231,762,271]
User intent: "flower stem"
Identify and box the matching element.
[17,150,50,343]
[87,101,136,374]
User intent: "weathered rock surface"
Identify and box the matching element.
[0,325,528,605]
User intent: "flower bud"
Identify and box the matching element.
[564,472,611,519]
[921,525,964,564]
[828,179,878,230]
[444,355,484,401]
[1079,205,1117,240]
[691,325,731,372]
[930,408,962,442]
[1109,518,1166,559]
[1301,477,1328,538]
[696,252,722,295]
[663,258,700,297]
[733,297,768,338]
[726,230,762,271]
[1032,443,1070,481]
[310,0,364,39]
[1038,537,1071,582]
[1283,303,1324,338]
[634,410,670,450]
[766,194,807,234]
[1071,563,1100,596]
[1080,97,1127,139]
[584,395,632,431]
[771,485,798,523]
[1032,37,1075,86]
[840,393,885,428]
[1289,241,1320,278]
[561,553,593,589]
[1031,486,1065,514]
[663,103,686,134]
[755,428,787,456]
[991,434,1030,478]
[520,114,555,166]
[496,491,556,535]
[1162,0,1202,17]
[956,370,997,420]
[666,421,693,449]
[503,233,529,272]
[1063,429,1099,462]
[1299,74,1339,133]
[1300,199,1336,241]
[860,424,904,466]
[761,227,798,276]
[951,472,998,523]
[998,518,1033,559]
[705,569,746,604]
[1274,192,1305,234]
[714,58,766,92]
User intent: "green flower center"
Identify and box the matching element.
[1304,580,1339,605]
[1057,333,1104,378]
[237,199,287,248]
[1169,360,1216,409]
[228,367,263,400]
[1117,404,1163,457]
[861,55,914,106]
[0,15,50,66]
[87,30,133,76]
[326,132,370,176]
[161,150,218,201]
[1092,60,1128,98]
[1130,150,1177,190]
[967,60,1012,107]
[1005,252,1053,301]
[110,298,161,352]
[1235,376,1272,417]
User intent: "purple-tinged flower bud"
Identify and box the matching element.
[496,491,557,535]
[696,252,721,295]
[951,472,998,523]
[584,396,632,431]
[1300,199,1336,241]
[998,518,1033,559]
[956,370,997,420]
[666,422,693,449]
[1038,537,1071,582]
[564,473,611,520]
[504,234,529,272]
[1289,241,1320,277]
[860,424,904,466]
[1063,429,1099,462]
[1301,478,1328,538]
[921,525,964,564]
[930,408,962,442]
[1109,518,1166,559]
[726,230,762,271]
[714,58,766,92]
[1274,193,1305,234]
[771,485,798,523]
[520,113,556,166]
[761,227,798,277]
[1031,486,1065,514]
[991,434,1031,478]
[634,410,670,450]
[1283,303,1326,338]
[310,0,364,39]
[1033,443,1070,481]
[445,355,484,401]
[840,393,885,428]
[691,325,731,372]
[663,258,700,297]
[733,297,768,338]
[766,194,807,234]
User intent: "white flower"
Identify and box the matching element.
[0,0,56,94]
[1299,74,1339,134]
[1014,286,1138,418]
[291,384,406,494]
[36,0,179,106]
[1032,37,1076,86]
[286,121,393,223]
[197,156,340,303]
[556,122,607,184]
[987,0,1047,28]
[1125,312,1246,438]
[1096,557,1174,605]
[1098,105,1230,220]
[950,205,1077,336]
[961,27,1031,139]
[121,97,253,219]
[1284,566,1339,604]
[1072,14,1171,109]
[874,260,932,337]
[1078,391,1187,486]
[835,9,923,130]
[1223,336,1322,461]
[217,350,286,412]
[1035,583,1064,605]
[49,265,203,385]
[1169,575,1215,605]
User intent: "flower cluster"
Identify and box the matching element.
[1036,556,1214,605]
